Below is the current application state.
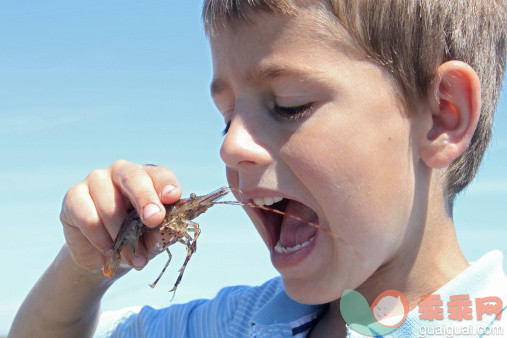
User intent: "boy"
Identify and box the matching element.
[10,0,507,337]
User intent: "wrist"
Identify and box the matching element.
[55,245,117,291]
[9,245,120,337]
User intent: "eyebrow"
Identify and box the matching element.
[210,65,313,98]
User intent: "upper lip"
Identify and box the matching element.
[238,188,293,204]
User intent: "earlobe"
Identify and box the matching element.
[420,61,481,169]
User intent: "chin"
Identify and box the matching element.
[281,274,347,305]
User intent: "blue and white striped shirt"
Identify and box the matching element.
[95,277,324,337]
[95,251,507,337]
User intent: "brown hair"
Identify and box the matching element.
[202,0,507,207]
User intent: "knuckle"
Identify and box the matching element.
[152,165,173,175]
[75,211,102,229]
[150,166,177,181]
[60,210,70,226]
[119,167,144,187]
[65,183,81,201]
[86,217,104,231]
[97,203,118,221]
[61,184,86,223]
[136,188,158,206]
[111,159,129,169]
[111,159,138,174]
[86,169,108,182]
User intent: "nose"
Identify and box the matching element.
[220,116,271,171]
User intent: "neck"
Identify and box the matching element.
[359,215,469,310]
[368,176,468,307]
[318,169,470,334]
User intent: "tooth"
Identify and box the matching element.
[286,246,296,253]
[253,197,264,205]
[276,241,289,254]
[286,243,302,253]
[275,239,313,254]
[272,197,283,204]
[301,236,315,248]
[275,241,285,254]
[264,197,274,206]
[252,196,283,206]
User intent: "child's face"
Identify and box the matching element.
[210,9,424,304]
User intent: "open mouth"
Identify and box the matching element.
[251,197,319,255]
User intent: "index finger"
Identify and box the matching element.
[111,162,181,227]
[143,164,182,204]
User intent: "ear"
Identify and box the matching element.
[420,61,481,169]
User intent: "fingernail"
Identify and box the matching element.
[132,255,146,269]
[143,203,161,220]
[162,184,177,197]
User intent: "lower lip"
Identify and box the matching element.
[269,232,319,270]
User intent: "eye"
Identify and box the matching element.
[221,121,231,136]
[272,103,314,121]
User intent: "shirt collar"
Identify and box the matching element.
[250,284,325,335]
[251,251,506,337]
[395,250,507,337]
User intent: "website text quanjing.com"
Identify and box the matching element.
[418,325,504,337]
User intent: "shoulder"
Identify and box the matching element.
[94,277,283,338]
[431,250,507,301]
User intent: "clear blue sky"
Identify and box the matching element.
[0,1,505,334]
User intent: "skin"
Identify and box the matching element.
[9,5,481,338]
[9,162,183,337]
[211,6,480,336]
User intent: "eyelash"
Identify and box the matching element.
[272,103,314,121]
[221,122,230,136]
[221,103,314,136]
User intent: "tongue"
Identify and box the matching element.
[279,200,318,247]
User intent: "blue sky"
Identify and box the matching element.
[0,1,505,335]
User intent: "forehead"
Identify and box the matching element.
[209,7,362,94]
[209,5,356,55]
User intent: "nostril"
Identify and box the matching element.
[237,160,257,166]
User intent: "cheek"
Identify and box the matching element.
[281,109,415,257]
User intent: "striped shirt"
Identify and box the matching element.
[95,250,507,337]
[95,277,324,337]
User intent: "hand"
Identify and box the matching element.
[60,160,182,277]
